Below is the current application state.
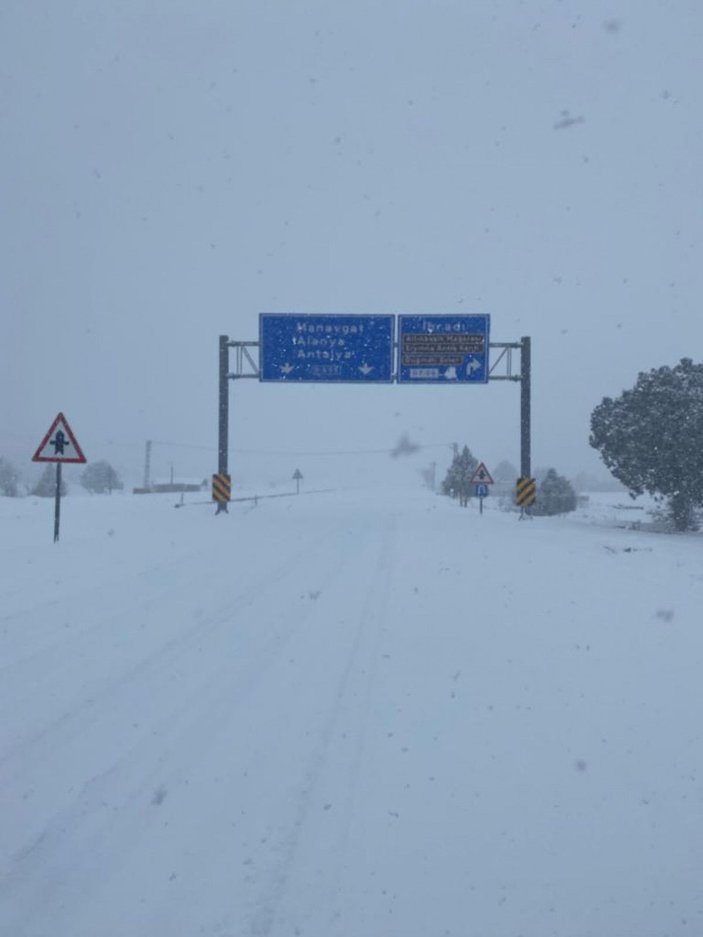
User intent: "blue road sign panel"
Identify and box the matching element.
[397,315,490,384]
[475,483,489,498]
[259,314,395,383]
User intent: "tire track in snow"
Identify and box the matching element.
[0,526,341,772]
[0,513,336,693]
[0,525,366,933]
[246,514,397,937]
[0,548,219,674]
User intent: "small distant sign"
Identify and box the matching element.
[32,413,86,464]
[470,462,494,485]
[397,315,490,384]
[475,483,489,498]
[259,314,394,383]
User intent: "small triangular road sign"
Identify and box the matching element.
[470,461,494,485]
[32,412,87,463]
[292,468,303,480]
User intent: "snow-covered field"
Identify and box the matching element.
[1,486,702,937]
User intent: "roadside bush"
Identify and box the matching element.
[31,464,67,497]
[0,457,20,497]
[81,461,123,494]
[531,468,577,516]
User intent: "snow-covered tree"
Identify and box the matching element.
[493,459,518,494]
[81,460,123,494]
[493,459,518,484]
[31,464,67,497]
[419,463,436,490]
[441,446,478,505]
[532,467,552,484]
[590,358,703,530]
[531,468,577,516]
[0,457,20,497]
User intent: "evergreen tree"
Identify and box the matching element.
[0,457,20,497]
[493,459,518,495]
[441,453,460,497]
[31,464,67,497]
[590,358,703,530]
[81,461,123,494]
[419,464,436,490]
[531,468,577,516]
[440,446,478,505]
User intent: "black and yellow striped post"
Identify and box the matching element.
[212,473,231,509]
[516,476,536,512]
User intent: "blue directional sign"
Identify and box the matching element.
[259,314,395,383]
[397,315,490,384]
[474,483,489,498]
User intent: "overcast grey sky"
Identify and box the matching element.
[3,0,701,487]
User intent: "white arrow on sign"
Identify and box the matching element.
[280,363,294,375]
[467,358,481,374]
[358,362,374,376]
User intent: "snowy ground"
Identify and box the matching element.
[1,486,702,937]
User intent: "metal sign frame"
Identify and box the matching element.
[215,324,531,514]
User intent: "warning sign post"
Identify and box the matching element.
[32,413,86,542]
[470,462,494,515]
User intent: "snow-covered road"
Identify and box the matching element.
[1,488,702,936]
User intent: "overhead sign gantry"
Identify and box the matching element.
[216,314,531,513]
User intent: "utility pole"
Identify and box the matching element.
[143,440,152,490]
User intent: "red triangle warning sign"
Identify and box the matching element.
[32,413,87,463]
[470,461,494,485]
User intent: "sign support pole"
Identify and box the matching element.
[54,463,62,543]
[218,327,532,514]
[520,336,531,479]
[217,334,230,514]
[520,336,532,518]
[32,411,86,540]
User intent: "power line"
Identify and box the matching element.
[9,432,454,459]
[150,440,454,457]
